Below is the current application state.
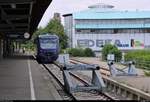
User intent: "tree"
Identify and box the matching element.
[25,18,68,51]
[44,19,68,49]
[21,27,45,51]
[31,27,45,40]
[102,44,122,62]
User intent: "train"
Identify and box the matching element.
[34,33,59,64]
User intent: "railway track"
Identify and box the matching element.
[33,55,114,100]
[70,59,111,76]
[67,58,150,101]
[42,64,76,100]
[32,55,76,100]
[53,61,115,100]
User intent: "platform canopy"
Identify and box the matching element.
[0,0,52,40]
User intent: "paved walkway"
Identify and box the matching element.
[0,53,62,100]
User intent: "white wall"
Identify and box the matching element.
[73,33,150,51]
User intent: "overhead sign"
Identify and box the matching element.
[7,34,20,38]
[24,32,30,39]
[6,33,30,39]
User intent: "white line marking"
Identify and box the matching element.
[28,53,36,100]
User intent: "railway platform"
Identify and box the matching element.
[0,52,62,100]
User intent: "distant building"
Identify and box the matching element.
[63,14,73,48]
[63,3,150,51]
[53,13,61,22]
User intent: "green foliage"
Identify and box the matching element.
[125,50,150,61]
[144,71,150,77]
[66,48,95,57]
[32,19,68,50]
[21,40,35,51]
[102,44,122,62]
[67,48,85,57]
[84,48,95,57]
[32,27,46,40]
[125,50,150,70]
[44,19,68,49]
[22,18,68,51]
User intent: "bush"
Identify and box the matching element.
[84,48,95,57]
[125,50,150,70]
[66,48,95,57]
[21,41,35,51]
[102,44,122,62]
[144,71,150,76]
[67,48,85,57]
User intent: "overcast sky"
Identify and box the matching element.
[38,0,150,28]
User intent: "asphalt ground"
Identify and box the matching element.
[0,53,62,100]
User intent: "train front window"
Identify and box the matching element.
[40,39,57,49]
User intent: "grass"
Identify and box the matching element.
[144,71,150,77]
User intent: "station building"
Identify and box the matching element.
[63,3,150,52]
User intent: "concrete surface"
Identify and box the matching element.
[0,53,62,100]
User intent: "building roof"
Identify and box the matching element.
[73,8,150,20]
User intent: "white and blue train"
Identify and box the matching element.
[34,33,59,64]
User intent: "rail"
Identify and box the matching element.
[42,64,76,100]
[32,55,76,100]
[70,59,111,76]
[71,58,150,100]
[53,61,114,100]
[33,55,113,100]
